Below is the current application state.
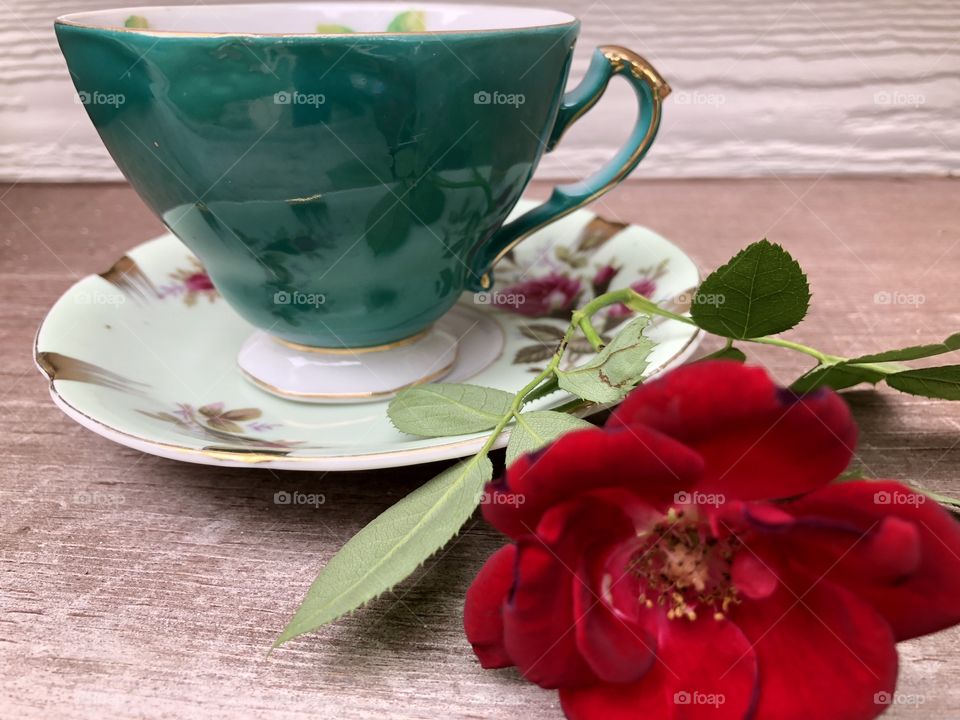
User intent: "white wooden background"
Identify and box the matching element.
[2,0,959,181]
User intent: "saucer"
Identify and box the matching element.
[34,200,702,471]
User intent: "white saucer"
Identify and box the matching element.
[34,200,702,471]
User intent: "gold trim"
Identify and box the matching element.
[602,46,672,101]
[480,46,670,288]
[273,327,431,355]
[199,446,294,462]
[35,351,150,394]
[99,255,159,301]
[238,349,457,400]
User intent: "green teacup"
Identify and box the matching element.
[57,3,669,400]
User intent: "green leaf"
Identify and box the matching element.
[388,383,513,437]
[848,333,960,363]
[836,468,872,482]
[387,10,426,32]
[791,363,892,392]
[506,411,593,465]
[316,23,354,33]
[275,455,492,646]
[521,377,562,405]
[922,489,960,511]
[556,315,655,403]
[124,15,149,28]
[691,240,811,339]
[886,365,960,400]
[696,345,747,363]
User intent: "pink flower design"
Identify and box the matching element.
[496,273,583,318]
[184,271,215,293]
[158,258,219,306]
[591,264,620,296]
[608,278,659,319]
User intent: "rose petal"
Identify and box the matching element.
[732,576,897,720]
[572,543,656,684]
[463,545,516,669]
[781,480,960,640]
[503,540,596,688]
[484,426,703,539]
[608,361,856,501]
[535,488,657,566]
[732,550,780,600]
[560,613,758,720]
[495,491,663,687]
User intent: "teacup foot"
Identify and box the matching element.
[237,327,458,403]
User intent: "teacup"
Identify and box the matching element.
[57,2,669,401]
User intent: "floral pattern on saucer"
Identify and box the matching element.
[490,217,681,368]
[159,258,218,306]
[98,253,218,306]
[138,402,302,449]
[35,199,702,471]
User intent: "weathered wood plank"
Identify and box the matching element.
[2,0,960,180]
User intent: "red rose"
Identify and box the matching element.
[464,361,960,719]
[496,273,582,317]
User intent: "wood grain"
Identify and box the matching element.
[2,0,959,181]
[1,178,960,718]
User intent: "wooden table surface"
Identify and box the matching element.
[2,178,959,718]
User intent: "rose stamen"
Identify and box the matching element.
[631,510,740,622]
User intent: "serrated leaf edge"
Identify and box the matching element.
[274,455,491,646]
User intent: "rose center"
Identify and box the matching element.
[630,510,739,622]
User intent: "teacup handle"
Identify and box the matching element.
[470,46,670,291]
